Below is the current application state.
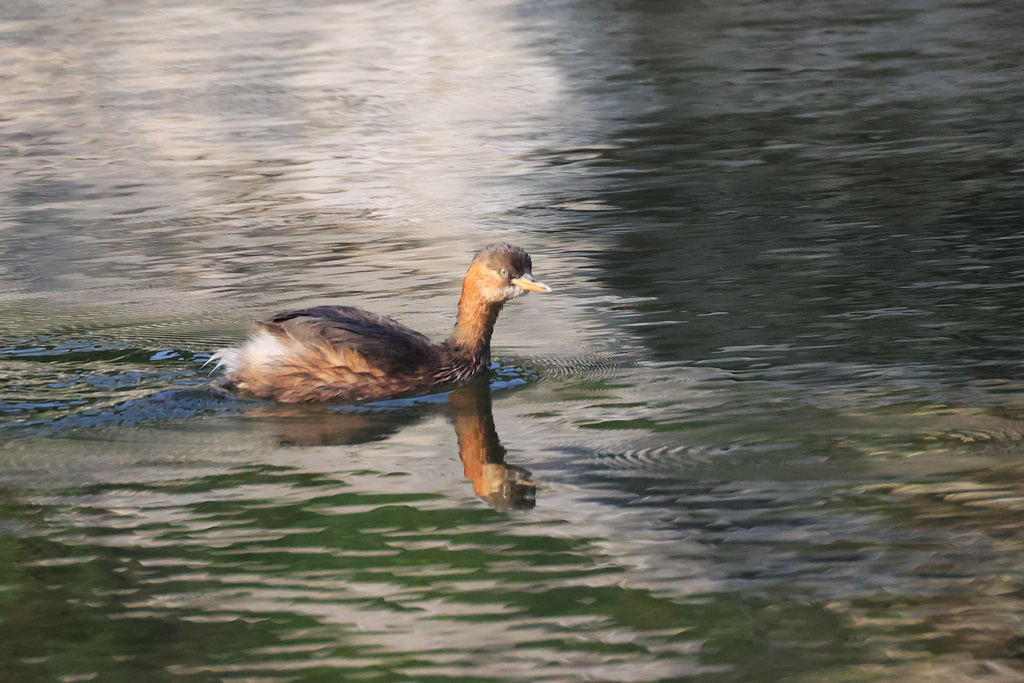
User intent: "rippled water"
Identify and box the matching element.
[3,0,1024,680]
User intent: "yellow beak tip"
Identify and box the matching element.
[511,277,552,293]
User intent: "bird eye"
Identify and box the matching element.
[498,268,508,277]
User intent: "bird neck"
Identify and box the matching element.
[446,288,504,363]
[436,262,507,385]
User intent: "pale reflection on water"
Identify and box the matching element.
[3,0,1024,680]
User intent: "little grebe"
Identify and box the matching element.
[211,243,550,403]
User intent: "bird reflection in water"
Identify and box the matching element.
[249,376,535,510]
[448,377,534,509]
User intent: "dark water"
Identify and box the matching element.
[3,0,1024,680]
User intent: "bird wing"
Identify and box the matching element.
[258,305,440,377]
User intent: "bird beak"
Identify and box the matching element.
[511,273,552,293]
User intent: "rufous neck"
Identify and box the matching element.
[447,288,503,358]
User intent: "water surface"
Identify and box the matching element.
[2,0,1024,680]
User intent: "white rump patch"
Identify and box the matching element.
[209,330,290,378]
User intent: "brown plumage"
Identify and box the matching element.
[211,243,551,403]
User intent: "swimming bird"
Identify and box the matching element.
[211,243,550,402]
